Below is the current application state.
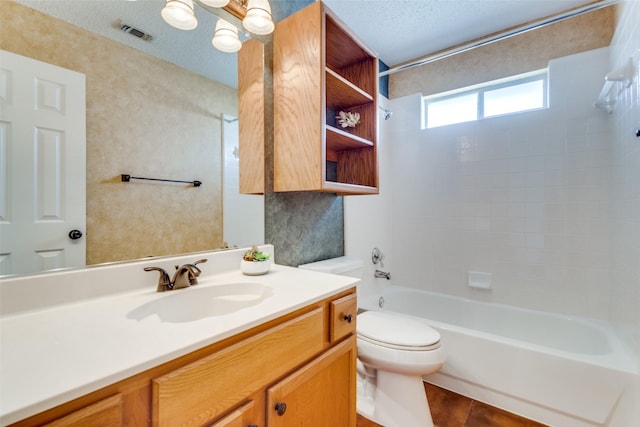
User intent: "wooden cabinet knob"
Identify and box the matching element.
[274,402,287,416]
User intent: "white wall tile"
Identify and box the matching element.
[355,47,614,317]
[608,0,640,360]
[345,8,639,364]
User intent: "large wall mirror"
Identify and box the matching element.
[0,0,264,277]
[2,0,608,278]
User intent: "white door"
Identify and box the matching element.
[222,114,264,248]
[0,50,86,276]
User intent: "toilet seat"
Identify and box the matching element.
[357,311,440,351]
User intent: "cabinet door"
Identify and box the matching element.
[266,336,357,427]
[238,37,265,195]
[43,394,123,427]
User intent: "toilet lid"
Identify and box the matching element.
[357,311,440,348]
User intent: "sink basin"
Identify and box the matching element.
[127,282,272,323]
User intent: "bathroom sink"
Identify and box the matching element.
[127,282,272,323]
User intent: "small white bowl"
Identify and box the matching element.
[240,259,271,276]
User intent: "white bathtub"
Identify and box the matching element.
[359,286,640,427]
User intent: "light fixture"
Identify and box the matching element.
[212,18,242,53]
[243,0,274,35]
[160,0,275,53]
[199,0,230,7]
[161,0,198,30]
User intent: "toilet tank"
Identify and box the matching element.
[298,256,363,278]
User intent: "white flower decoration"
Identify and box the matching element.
[336,111,361,128]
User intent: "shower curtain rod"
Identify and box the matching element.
[379,0,620,77]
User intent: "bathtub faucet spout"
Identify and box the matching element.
[375,269,391,280]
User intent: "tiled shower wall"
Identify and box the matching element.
[609,0,640,358]
[384,47,615,320]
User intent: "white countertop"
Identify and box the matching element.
[0,250,357,426]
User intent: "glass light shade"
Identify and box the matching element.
[161,0,198,30]
[199,0,230,7]
[243,0,274,35]
[212,19,242,53]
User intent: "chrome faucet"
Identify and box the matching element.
[374,269,391,280]
[144,259,208,292]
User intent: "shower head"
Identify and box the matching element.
[378,106,393,120]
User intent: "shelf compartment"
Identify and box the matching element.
[325,144,376,190]
[325,14,376,96]
[326,101,375,142]
[326,125,373,151]
[336,147,376,187]
[325,69,372,110]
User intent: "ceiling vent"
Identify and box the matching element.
[120,23,152,41]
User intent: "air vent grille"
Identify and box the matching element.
[120,24,152,41]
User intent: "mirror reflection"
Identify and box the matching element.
[0,0,264,277]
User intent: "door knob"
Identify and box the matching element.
[68,229,83,240]
[274,402,287,416]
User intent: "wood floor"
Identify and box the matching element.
[356,383,548,427]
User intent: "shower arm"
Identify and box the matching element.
[378,106,393,120]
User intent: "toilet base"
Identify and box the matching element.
[357,369,434,427]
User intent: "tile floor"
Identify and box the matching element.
[356,383,549,427]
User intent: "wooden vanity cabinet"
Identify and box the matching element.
[239,1,379,195]
[10,289,357,427]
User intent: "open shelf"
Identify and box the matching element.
[321,181,379,195]
[323,8,377,192]
[326,125,373,151]
[325,69,372,110]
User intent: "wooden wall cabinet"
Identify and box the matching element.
[239,1,379,195]
[11,289,357,427]
[274,1,378,194]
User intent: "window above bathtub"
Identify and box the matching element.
[422,69,548,129]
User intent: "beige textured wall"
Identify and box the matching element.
[390,6,616,98]
[1,1,238,265]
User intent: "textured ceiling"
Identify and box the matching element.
[323,0,598,66]
[11,0,598,88]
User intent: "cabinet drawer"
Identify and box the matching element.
[330,293,357,342]
[153,308,324,427]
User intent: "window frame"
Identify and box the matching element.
[422,69,548,129]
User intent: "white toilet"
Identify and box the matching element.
[299,256,445,427]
